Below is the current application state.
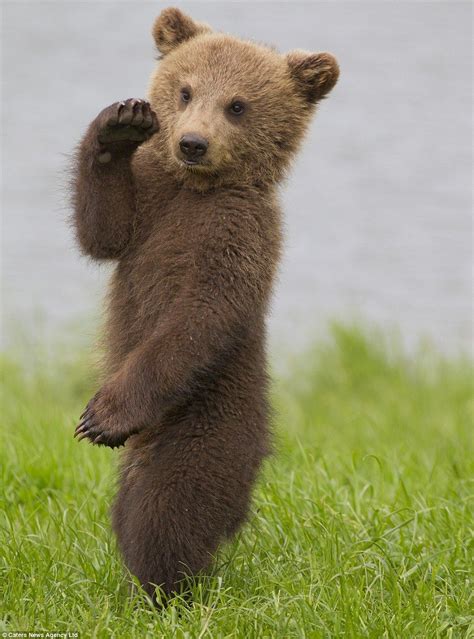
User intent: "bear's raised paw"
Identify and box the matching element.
[95,99,159,154]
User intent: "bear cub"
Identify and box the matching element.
[72,7,339,600]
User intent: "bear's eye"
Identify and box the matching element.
[229,101,245,116]
[180,88,191,103]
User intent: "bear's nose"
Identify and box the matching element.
[179,134,209,159]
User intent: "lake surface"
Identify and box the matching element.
[2,2,472,356]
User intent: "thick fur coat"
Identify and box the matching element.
[72,7,339,599]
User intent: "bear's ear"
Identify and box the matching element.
[286,51,339,104]
[152,7,212,56]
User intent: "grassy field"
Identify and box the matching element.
[1,324,473,638]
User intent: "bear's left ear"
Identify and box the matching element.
[152,7,212,56]
[286,51,339,104]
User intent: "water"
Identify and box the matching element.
[2,2,472,355]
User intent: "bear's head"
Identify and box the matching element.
[148,7,339,190]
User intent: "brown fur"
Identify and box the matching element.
[71,7,338,600]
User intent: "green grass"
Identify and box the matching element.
[1,324,473,638]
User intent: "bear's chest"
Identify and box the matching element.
[122,190,213,313]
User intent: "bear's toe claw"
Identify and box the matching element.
[131,111,144,127]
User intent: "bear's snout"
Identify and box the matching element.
[179,133,209,163]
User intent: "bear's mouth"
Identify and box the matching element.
[179,157,213,172]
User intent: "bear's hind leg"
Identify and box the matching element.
[112,440,228,599]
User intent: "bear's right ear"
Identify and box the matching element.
[152,7,212,56]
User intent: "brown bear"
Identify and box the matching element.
[72,7,338,600]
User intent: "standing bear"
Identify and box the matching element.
[72,7,339,599]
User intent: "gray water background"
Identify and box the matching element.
[1,1,472,356]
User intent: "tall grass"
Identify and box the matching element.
[1,324,472,637]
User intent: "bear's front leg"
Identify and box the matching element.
[72,98,159,261]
